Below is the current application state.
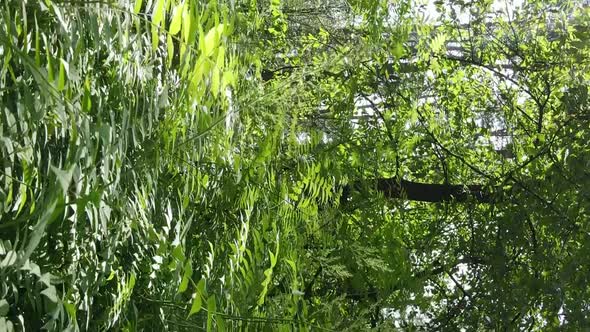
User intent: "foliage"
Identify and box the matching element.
[0,0,589,330]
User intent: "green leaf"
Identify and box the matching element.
[0,299,9,316]
[133,0,143,14]
[128,273,136,290]
[221,71,236,88]
[0,318,14,332]
[0,251,17,268]
[196,278,206,297]
[182,2,192,43]
[177,260,192,294]
[41,285,59,304]
[206,295,216,332]
[172,245,184,261]
[22,200,57,264]
[57,58,67,91]
[216,45,225,68]
[430,32,446,53]
[211,67,220,97]
[187,293,202,318]
[34,16,41,66]
[269,250,277,267]
[152,25,160,52]
[217,315,226,332]
[169,2,183,35]
[50,165,74,194]
[284,259,296,271]
[203,24,224,56]
[82,76,91,113]
[392,42,404,58]
[166,34,174,67]
[39,273,52,287]
[152,0,164,26]
[64,301,77,321]
[43,35,54,82]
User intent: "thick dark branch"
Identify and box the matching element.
[378,178,493,203]
[343,178,495,203]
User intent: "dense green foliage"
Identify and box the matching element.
[1,0,589,330]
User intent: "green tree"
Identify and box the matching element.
[0,0,589,331]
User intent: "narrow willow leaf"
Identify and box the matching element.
[133,0,143,14]
[34,16,41,66]
[63,302,76,321]
[0,251,17,268]
[82,76,91,113]
[152,0,164,26]
[180,43,188,70]
[187,293,202,318]
[169,2,183,35]
[22,199,57,265]
[57,58,66,91]
[172,245,184,261]
[151,25,160,52]
[43,35,54,82]
[270,250,277,267]
[216,45,225,69]
[177,260,192,294]
[196,278,206,296]
[166,34,174,67]
[0,299,8,316]
[182,1,191,43]
[285,259,296,271]
[206,295,216,332]
[129,273,136,289]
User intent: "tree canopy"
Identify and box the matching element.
[1,0,589,330]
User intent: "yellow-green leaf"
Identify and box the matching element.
[82,76,92,113]
[133,0,143,14]
[57,58,67,91]
[169,2,183,35]
[216,45,225,69]
[221,71,236,88]
[64,301,77,321]
[203,24,224,56]
[182,1,192,43]
[152,0,164,26]
[151,25,159,52]
[166,34,174,67]
[34,17,41,66]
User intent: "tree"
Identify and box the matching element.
[0,0,589,331]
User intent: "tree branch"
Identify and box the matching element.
[343,178,495,203]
